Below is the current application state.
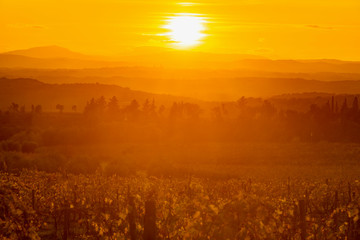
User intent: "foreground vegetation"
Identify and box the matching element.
[2,95,360,239]
[1,166,360,240]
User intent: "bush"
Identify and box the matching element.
[34,152,67,172]
[21,142,38,153]
[66,156,100,174]
[104,158,134,177]
[1,141,21,152]
[2,152,32,171]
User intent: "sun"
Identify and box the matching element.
[164,14,207,48]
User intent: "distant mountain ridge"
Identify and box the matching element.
[0,54,127,69]
[0,77,200,112]
[3,46,360,101]
[0,45,267,69]
[2,46,360,74]
[3,75,360,110]
[3,45,91,59]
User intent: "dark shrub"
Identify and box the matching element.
[3,152,32,171]
[104,159,134,177]
[66,156,100,174]
[21,142,38,153]
[2,141,21,152]
[34,152,67,172]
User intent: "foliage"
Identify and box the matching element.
[1,170,360,239]
[21,142,38,154]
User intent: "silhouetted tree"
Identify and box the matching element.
[222,103,228,115]
[309,104,320,115]
[84,96,107,117]
[261,100,277,117]
[56,104,64,113]
[142,99,156,119]
[237,97,247,109]
[350,96,359,121]
[84,98,96,115]
[324,100,331,112]
[341,98,349,115]
[123,99,140,121]
[143,99,151,112]
[352,97,358,112]
[96,96,107,115]
[212,106,223,122]
[169,102,181,121]
[34,105,42,114]
[9,103,19,112]
[128,99,139,112]
[107,96,120,117]
[335,101,339,113]
[158,105,166,116]
[184,103,201,120]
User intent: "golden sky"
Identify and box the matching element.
[1,0,360,60]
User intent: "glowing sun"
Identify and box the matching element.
[164,14,207,47]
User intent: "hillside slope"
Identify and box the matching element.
[0,78,199,112]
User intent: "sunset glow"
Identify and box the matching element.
[1,0,360,59]
[2,1,360,239]
[163,14,207,47]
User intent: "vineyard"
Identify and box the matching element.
[1,169,360,240]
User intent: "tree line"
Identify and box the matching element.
[2,95,360,144]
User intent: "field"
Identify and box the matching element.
[1,142,360,240]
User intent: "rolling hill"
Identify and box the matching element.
[4,45,360,73]
[2,46,360,101]
[0,78,200,112]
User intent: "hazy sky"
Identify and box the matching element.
[1,0,360,60]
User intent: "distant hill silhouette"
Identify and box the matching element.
[3,45,360,74]
[3,76,360,113]
[3,46,90,59]
[2,71,360,100]
[0,45,266,69]
[2,46,360,101]
[0,78,199,112]
[235,59,360,74]
[0,54,127,69]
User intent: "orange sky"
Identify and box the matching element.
[1,0,360,60]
